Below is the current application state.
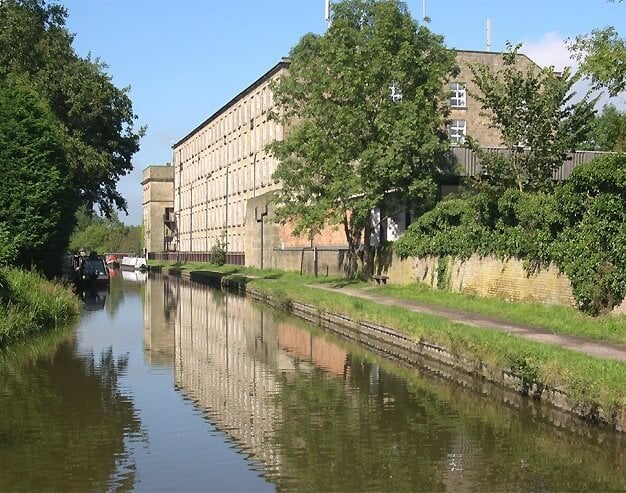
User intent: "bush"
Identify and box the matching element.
[210,235,228,266]
[395,154,626,314]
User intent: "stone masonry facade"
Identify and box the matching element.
[171,60,288,256]
[142,165,174,254]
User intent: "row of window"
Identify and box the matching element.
[177,161,277,206]
[176,85,276,160]
[177,121,281,173]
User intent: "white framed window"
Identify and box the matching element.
[449,120,466,144]
[450,82,466,108]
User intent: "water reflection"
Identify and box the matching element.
[144,275,176,367]
[166,275,626,492]
[79,287,108,311]
[0,332,140,491]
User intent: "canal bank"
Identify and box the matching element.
[0,268,81,349]
[150,263,626,433]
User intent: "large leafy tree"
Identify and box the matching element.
[570,26,626,98]
[269,0,456,277]
[69,208,144,254]
[0,75,77,274]
[580,104,626,151]
[467,44,595,193]
[0,0,144,215]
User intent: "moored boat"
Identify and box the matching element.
[120,256,148,271]
[73,253,110,287]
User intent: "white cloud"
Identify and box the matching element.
[520,32,576,72]
[521,32,626,110]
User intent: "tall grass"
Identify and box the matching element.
[0,268,81,348]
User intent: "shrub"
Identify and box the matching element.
[210,235,228,266]
[394,153,626,314]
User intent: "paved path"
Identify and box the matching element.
[311,285,626,364]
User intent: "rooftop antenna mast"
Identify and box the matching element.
[486,18,492,52]
[422,0,426,21]
[325,0,331,28]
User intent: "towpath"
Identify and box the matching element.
[311,285,626,364]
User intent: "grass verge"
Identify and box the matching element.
[0,267,81,349]
[374,283,626,345]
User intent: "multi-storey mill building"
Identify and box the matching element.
[171,59,289,259]
[147,50,599,272]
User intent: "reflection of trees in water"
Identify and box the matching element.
[0,337,140,491]
[105,270,144,317]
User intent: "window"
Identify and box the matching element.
[449,120,466,144]
[450,82,466,108]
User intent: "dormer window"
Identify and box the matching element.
[450,82,467,108]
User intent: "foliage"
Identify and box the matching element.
[0,75,77,274]
[580,104,626,151]
[570,26,626,97]
[551,154,626,314]
[269,0,456,277]
[396,154,626,314]
[0,0,144,216]
[68,207,143,254]
[210,233,228,266]
[0,267,81,348]
[0,223,19,267]
[467,44,595,193]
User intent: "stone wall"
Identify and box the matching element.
[382,253,626,315]
[384,254,575,306]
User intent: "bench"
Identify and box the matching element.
[372,275,388,285]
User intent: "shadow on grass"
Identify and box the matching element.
[317,278,364,289]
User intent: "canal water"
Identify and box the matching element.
[0,273,624,492]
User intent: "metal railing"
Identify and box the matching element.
[149,251,245,266]
[448,147,609,181]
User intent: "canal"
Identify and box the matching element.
[0,272,624,491]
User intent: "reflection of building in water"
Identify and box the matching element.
[173,277,286,474]
[277,323,348,378]
[122,270,148,283]
[143,276,176,367]
[172,277,351,476]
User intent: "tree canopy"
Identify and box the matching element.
[467,44,595,193]
[570,26,626,98]
[0,0,143,273]
[269,0,456,276]
[0,0,144,216]
[580,104,626,151]
[0,75,77,274]
[69,208,144,255]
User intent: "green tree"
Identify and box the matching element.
[467,44,595,193]
[0,75,77,274]
[0,0,144,216]
[570,26,626,97]
[69,209,143,254]
[580,104,626,151]
[269,0,456,277]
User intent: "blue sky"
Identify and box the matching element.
[61,0,626,225]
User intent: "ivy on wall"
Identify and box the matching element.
[395,154,626,315]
